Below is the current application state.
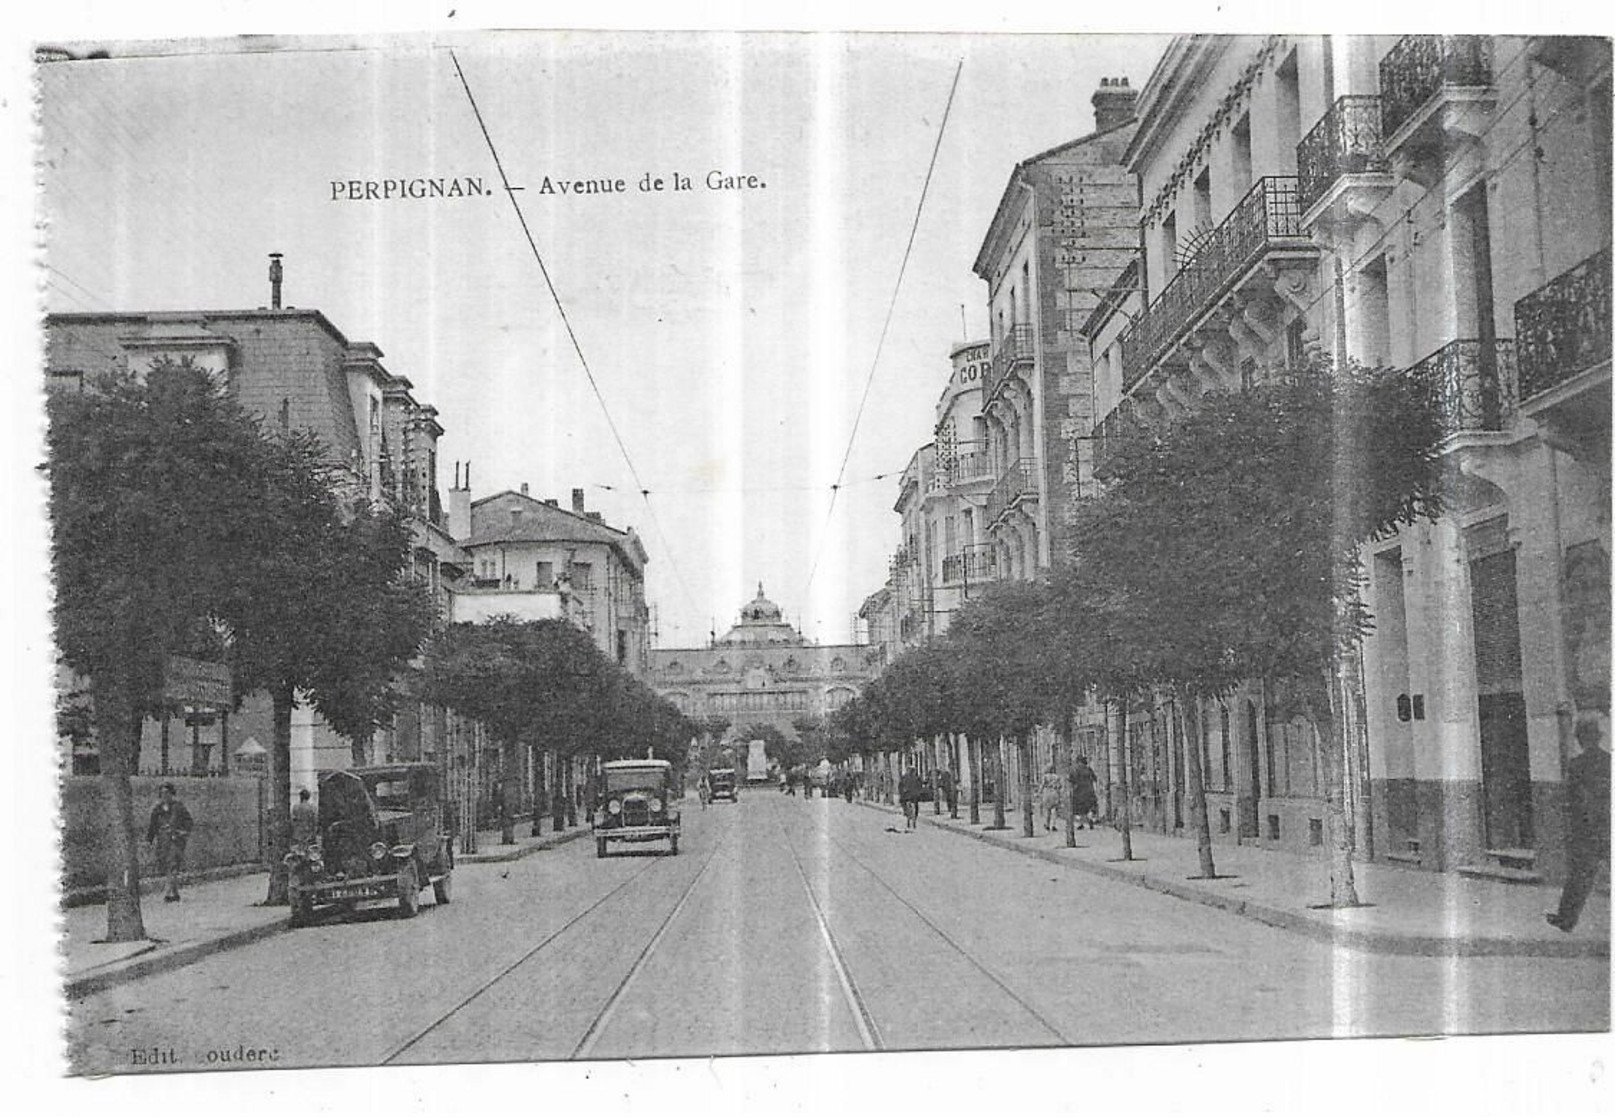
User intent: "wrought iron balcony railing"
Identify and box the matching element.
[984,323,1036,404]
[1515,246,1612,404]
[948,449,993,485]
[1119,177,1312,392]
[941,545,998,585]
[1404,338,1517,436]
[1296,95,1389,215]
[984,457,1038,525]
[1378,35,1494,141]
[1091,400,1146,480]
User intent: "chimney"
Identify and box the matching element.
[448,459,471,540]
[1091,76,1137,133]
[543,498,559,507]
[571,488,585,514]
[520,482,529,496]
[269,252,284,309]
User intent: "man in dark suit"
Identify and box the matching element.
[1547,717,1610,933]
[146,782,194,902]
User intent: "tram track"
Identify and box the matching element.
[381,815,734,1065]
[772,799,1073,1047]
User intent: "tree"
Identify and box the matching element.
[222,429,434,903]
[1072,363,1442,902]
[419,617,616,845]
[47,359,292,940]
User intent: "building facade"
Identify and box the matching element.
[1086,34,1611,878]
[652,586,873,742]
[972,77,1141,583]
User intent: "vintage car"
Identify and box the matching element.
[285,763,454,926]
[593,759,680,857]
[708,767,738,802]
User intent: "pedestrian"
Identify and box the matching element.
[899,767,923,830]
[697,771,712,810]
[1069,755,1099,830]
[290,787,318,844]
[1547,717,1610,933]
[937,767,958,818]
[145,781,193,902]
[1039,766,1064,831]
[843,771,855,803]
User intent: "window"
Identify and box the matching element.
[1276,50,1301,173]
[1161,213,1179,281]
[1232,114,1253,194]
[1356,254,1392,368]
[571,561,593,590]
[1193,167,1212,231]
[536,560,554,587]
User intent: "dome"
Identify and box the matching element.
[715,583,803,647]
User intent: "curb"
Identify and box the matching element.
[67,827,593,998]
[855,800,1609,960]
[64,862,270,910]
[458,826,588,863]
[66,917,293,1000]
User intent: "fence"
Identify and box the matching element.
[61,774,266,890]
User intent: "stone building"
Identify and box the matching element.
[1084,34,1611,879]
[651,586,873,745]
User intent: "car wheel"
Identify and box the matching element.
[432,869,452,905]
[669,834,679,856]
[397,861,420,918]
[596,838,608,859]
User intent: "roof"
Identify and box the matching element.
[461,490,648,572]
[971,115,1140,281]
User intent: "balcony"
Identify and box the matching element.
[983,323,1035,406]
[1378,36,1495,178]
[1514,247,1612,459]
[1516,247,1611,405]
[984,457,1038,526]
[947,449,994,487]
[1119,177,1317,393]
[941,544,998,586]
[1296,95,1394,236]
[1091,400,1146,481]
[1404,338,1517,438]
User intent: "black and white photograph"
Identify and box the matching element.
[8,4,1613,1111]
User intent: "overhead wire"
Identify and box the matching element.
[798,57,964,608]
[446,48,704,626]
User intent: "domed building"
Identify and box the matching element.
[650,584,874,761]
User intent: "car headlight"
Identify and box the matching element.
[649,797,663,813]
[593,809,605,826]
[608,799,621,814]
[369,842,388,861]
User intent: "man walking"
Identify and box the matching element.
[899,767,923,830]
[938,767,957,818]
[146,782,193,902]
[1547,717,1610,933]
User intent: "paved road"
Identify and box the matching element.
[67,791,1609,1073]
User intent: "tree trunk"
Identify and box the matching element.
[1064,717,1078,849]
[1320,667,1362,907]
[1180,694,1218,879]
[94,682,147,942]
[532,744,546,837]
[264,684,294,906]
[1020,734,1035,838]
[967,735,981,824]
[990,739,1007,830]
[1114,700,1134,861]
[500,739,519,845]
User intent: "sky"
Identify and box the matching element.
[36,28,1171,649]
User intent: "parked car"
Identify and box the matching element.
[593,759,680,857]
[708,768,738,802]
[284,763,454,926]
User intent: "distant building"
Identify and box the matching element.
[446,481,651,676]
[651,586,873,741]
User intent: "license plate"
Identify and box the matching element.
[322,885,383,901]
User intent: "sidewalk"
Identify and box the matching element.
[858,799,1609,959]
[63,821,587,998]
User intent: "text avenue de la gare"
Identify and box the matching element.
[330,170,764,201]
